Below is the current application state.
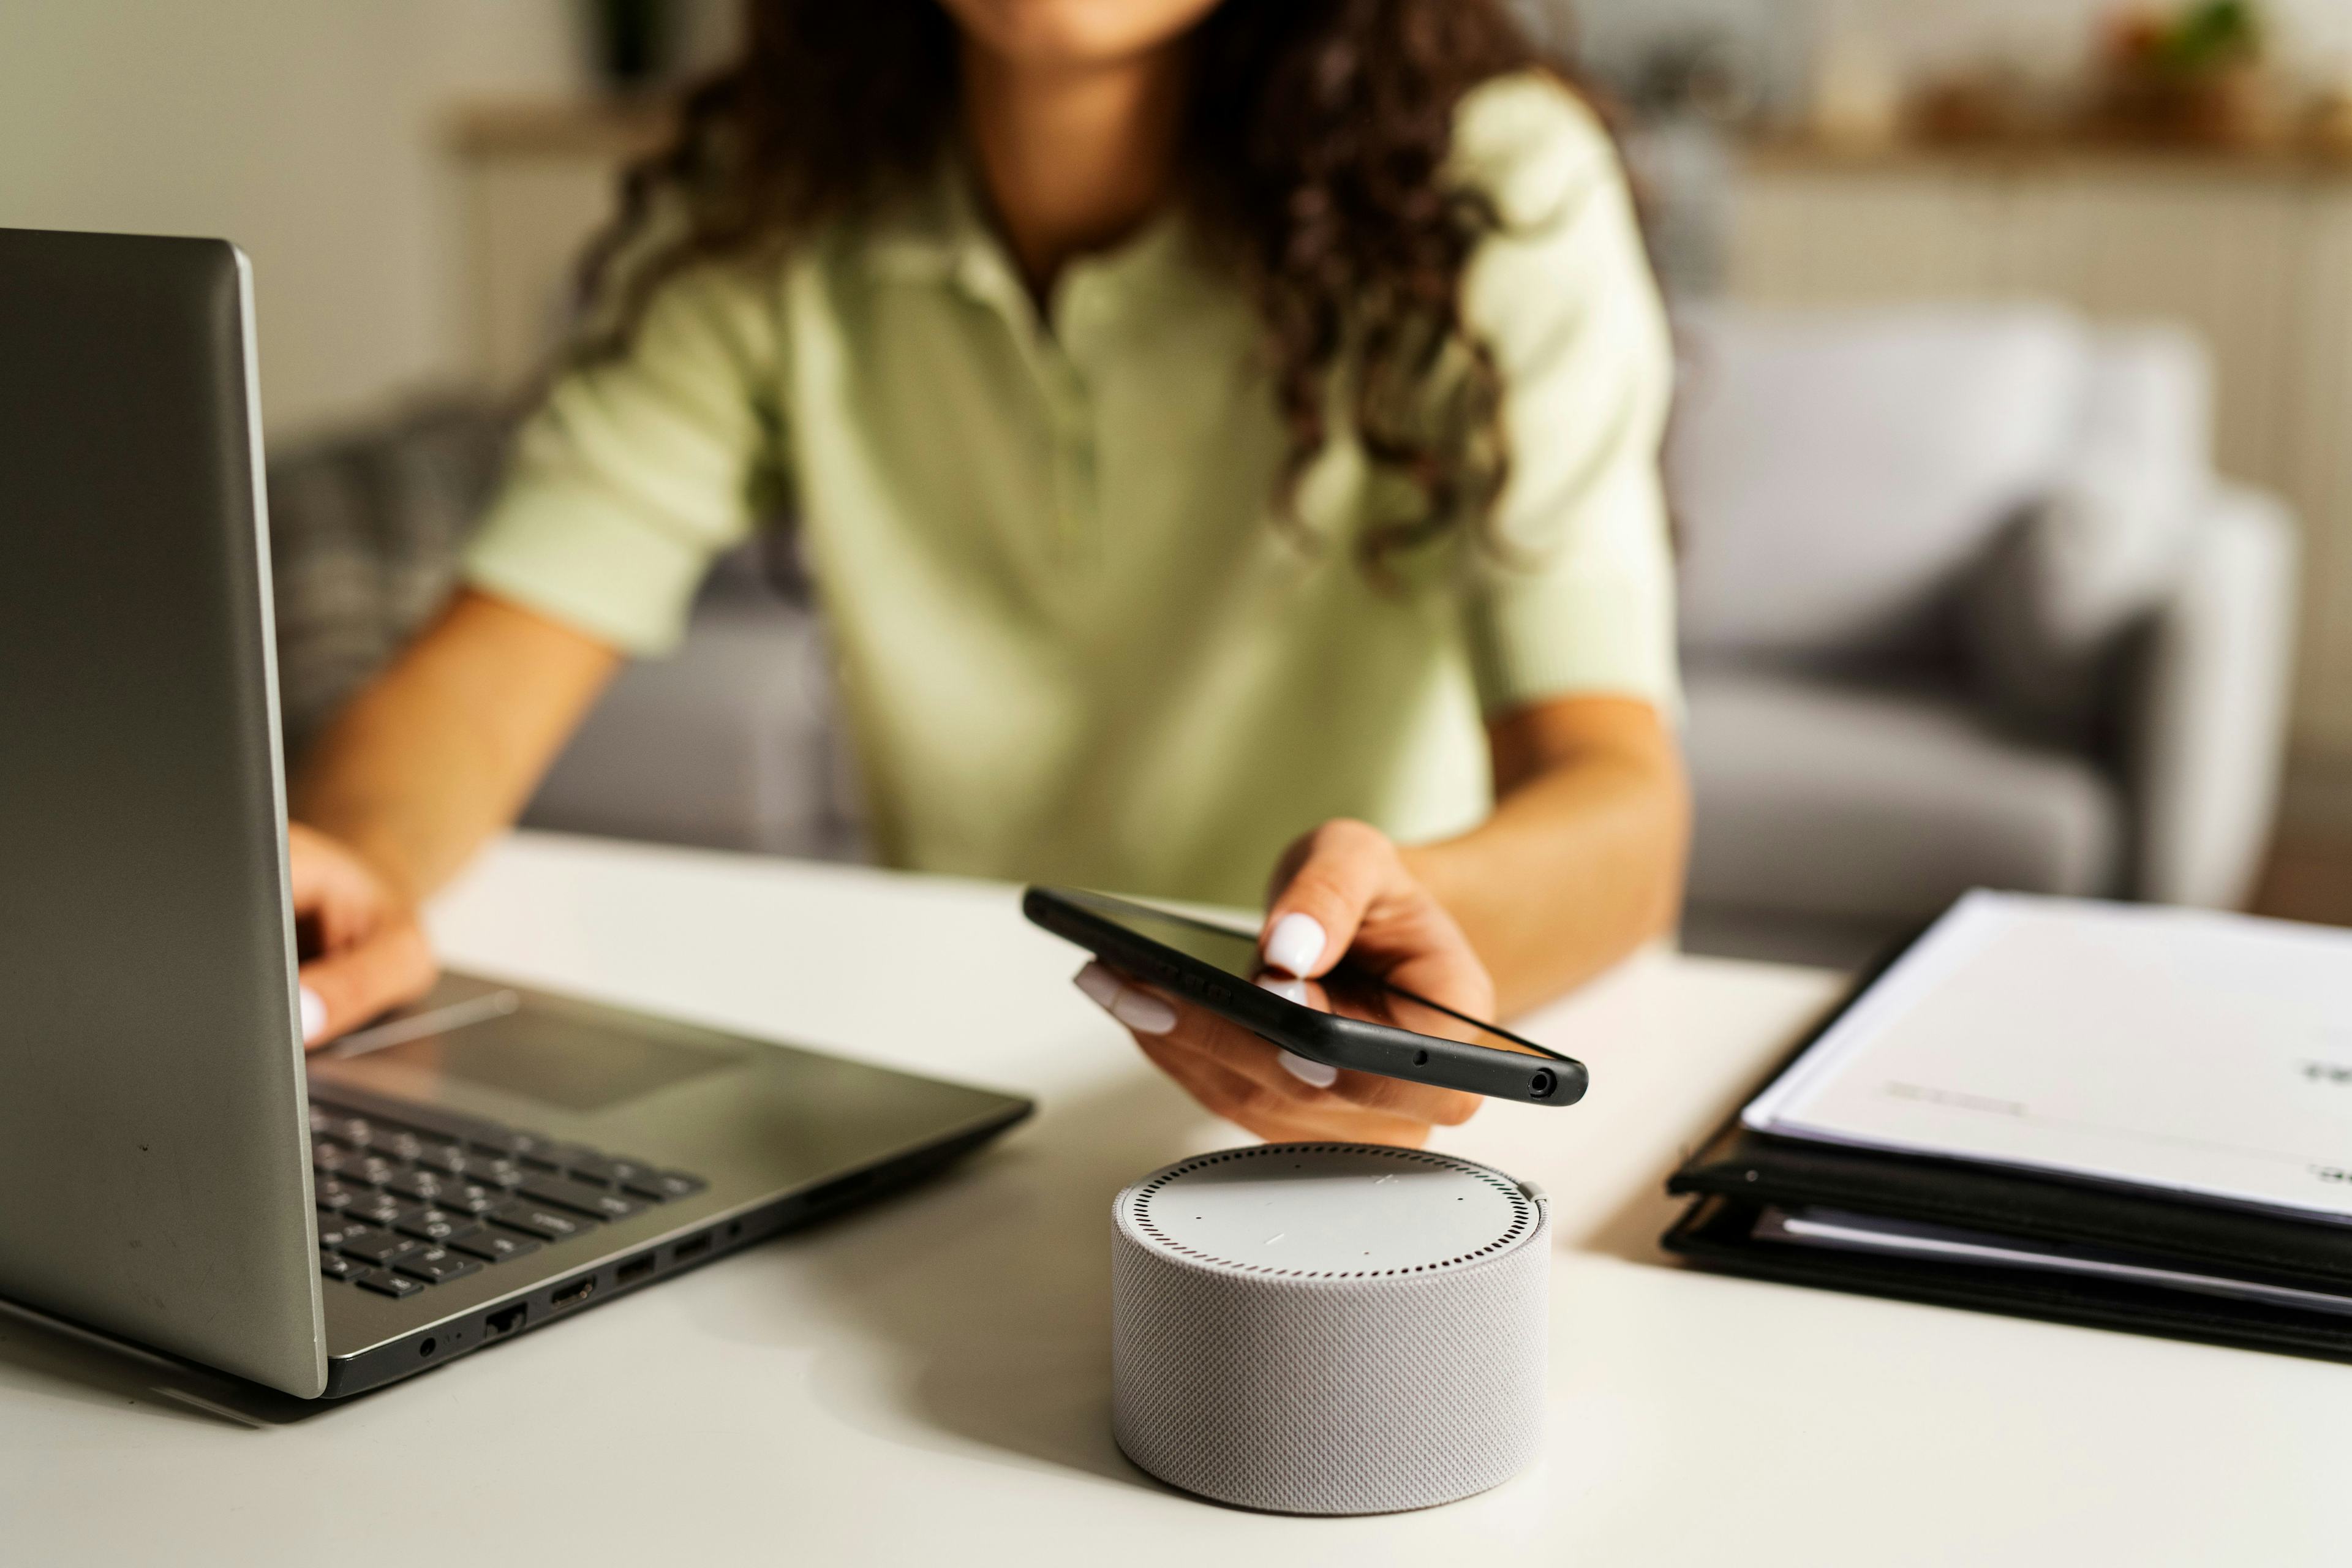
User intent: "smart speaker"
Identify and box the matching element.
[1110,1142,1549,1515]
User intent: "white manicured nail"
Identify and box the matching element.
[1264,913,1326,977]
[1109,987,1178,1036]
[1074,961,1123,1009]
[298,986,326,1044]
[1257,975,1310,1006]
[1278,1050,1339,1088]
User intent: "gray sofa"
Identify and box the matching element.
[269,301,2298,971]
[1670,304,2298,965]
[520,538,862,862]
[265,403,862,864]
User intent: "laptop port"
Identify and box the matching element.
[673,1233,712,1263]
[617,1253,655,1286]
[485,1303,527,1338]
[810,1169,873,1206]
[551,1275,597,1310]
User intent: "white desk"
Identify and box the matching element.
[5,834,2343,1564]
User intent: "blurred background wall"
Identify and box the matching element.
[0,1,736,440]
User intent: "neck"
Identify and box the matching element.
[959,40,1189,303]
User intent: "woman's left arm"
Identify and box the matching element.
[1398,80,1689,1014]
[1406,692,1687,1017]
[1077,81,1686,1140]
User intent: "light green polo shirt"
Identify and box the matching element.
[464,72,1676,907]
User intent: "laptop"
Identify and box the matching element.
[0,227,1033,1399]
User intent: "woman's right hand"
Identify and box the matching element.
[287,822,438,1047]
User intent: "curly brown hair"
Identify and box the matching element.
[579,0,1581,573]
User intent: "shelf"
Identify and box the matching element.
[448,97,677,162]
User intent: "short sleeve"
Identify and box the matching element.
[462,264,787,655]
[1450,75,1679,715]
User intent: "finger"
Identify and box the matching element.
[1074,959,1179,1036]
[287,842,366,919]
[1286,878,1496,1025]
[285,825,388,952]
[1080,963,1327,1104]
[1123,972,1480,1128]
[1117,1008,1340,1140]
[1076,962,1476,1137]
[296,919,437,1048]
[1078,962,1383,1134]
[1131,1030,1434,1147]
[1128,1031,1270,1126]
[1378,933,1499,1031]
[1259,819,1398,979]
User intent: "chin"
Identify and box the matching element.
[937,0,1225,69]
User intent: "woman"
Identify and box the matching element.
[290,0,1687,1148]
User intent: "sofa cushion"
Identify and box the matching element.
[1683,669,2124,924]
[267,399,512,761]
[524,594,864,861]
[1958,325,2212,742]
[1669,304,2090,659]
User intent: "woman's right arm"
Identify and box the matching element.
[287,587,621,1040]
[290,258,786,1039]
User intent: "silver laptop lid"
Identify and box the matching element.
[0,228,324,1395]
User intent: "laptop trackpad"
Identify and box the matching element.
[317,977,741,1115]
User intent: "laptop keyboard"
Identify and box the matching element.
[307,1093,707,1302]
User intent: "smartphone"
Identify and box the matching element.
[1023,885,1586,1107]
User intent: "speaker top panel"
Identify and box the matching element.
[1119,1144,1539,1280]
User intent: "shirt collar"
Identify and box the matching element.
[858,153,982,282]
[858,149,1200,328]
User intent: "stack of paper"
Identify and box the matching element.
[1663,891,2352,1353]
[1746,891,2352,1223]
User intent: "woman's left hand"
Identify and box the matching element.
[1076,820,1490,1147]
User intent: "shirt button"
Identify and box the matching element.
[1052,439,1097,546]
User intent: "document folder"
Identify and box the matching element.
[1662,908,2352,1363]
[1664,1127,2352,1363]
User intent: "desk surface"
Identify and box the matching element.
[5,834,2340,1564]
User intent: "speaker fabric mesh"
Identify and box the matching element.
[1111,1144,1549,1515]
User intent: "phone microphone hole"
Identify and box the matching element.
[1529,1069,1557,1099]
[1414,1049,1428,1066]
